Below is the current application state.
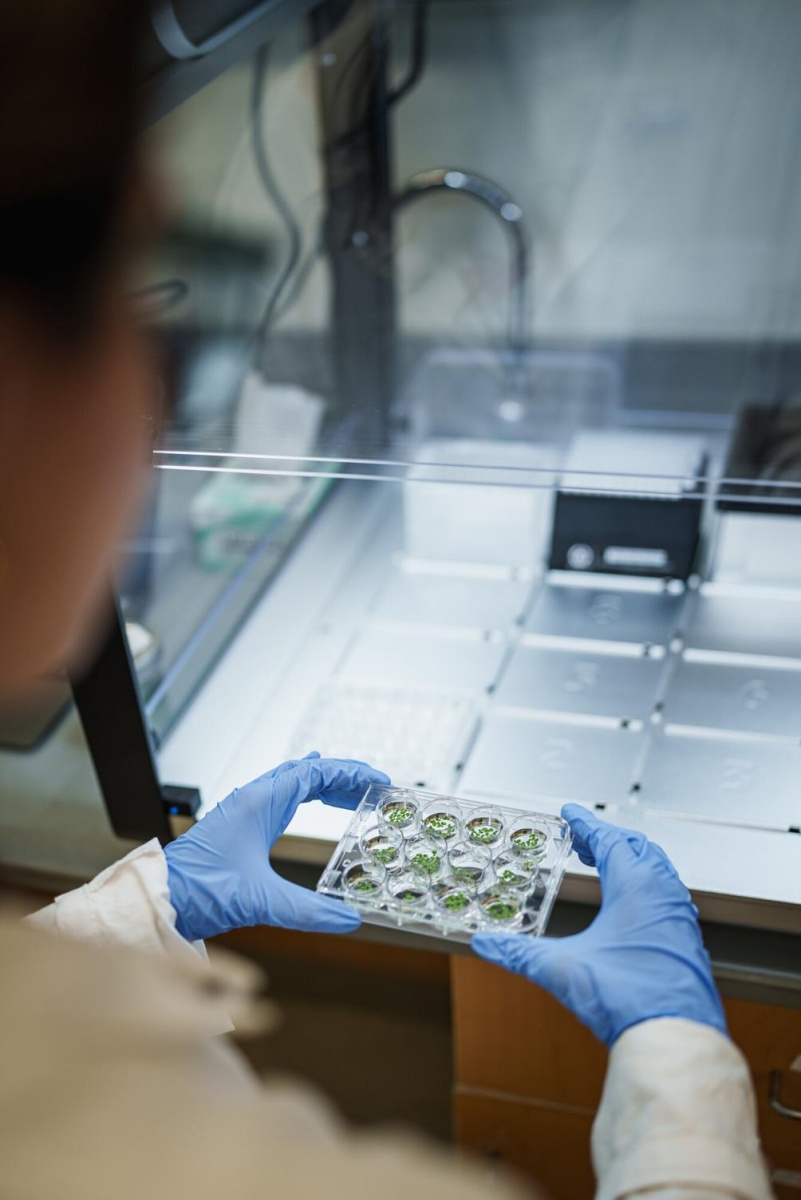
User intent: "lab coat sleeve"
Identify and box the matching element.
[26,838,207,971]
[592,1017,774,1200]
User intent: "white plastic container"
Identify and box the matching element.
[403,439,559,568]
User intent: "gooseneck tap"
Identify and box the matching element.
[394,167,531,353]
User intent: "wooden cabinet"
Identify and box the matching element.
[454,1089,596,1200]
[452,956,608,1109]
[220,925,801,1198]
[452,957,604,1200]
[452,957,801,1200]
[726,998,801,1183]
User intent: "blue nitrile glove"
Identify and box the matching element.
[473,803,726,1046]
[164,753,389,942]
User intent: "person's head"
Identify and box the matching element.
[0,0,152,689]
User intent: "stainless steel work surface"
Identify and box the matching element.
[370,570,535,633]
[460,712,643,806]
[495,645,665,725]
[525,581,687,651]
[638,732,801,831]
[337,625,508,694]
[613,807,801,916]
[684,589,801,664]
[662,659,801,740]
[159,483,801,931]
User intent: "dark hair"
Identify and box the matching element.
[0,0,147,331]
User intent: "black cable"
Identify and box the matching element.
[331,2,428,150]
[251,44,303,343]
[386,2,427,107]
[331,29,374,134]
[250,5,429,329]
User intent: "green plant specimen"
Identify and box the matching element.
[513,831,543,851]
[469,823,499,845]
[498,868,525,886]
[452,866,481,883]
[442,892,470,912]
[485,900,517,921]
[373,847,398,865]
[386,806,414,827]
[424,814,458,838]
[412,851,440,874]
[353,879,377,893]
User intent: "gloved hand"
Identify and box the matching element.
[473,803,726,1046]
[164,753,389,942]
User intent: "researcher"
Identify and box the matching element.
[0,3,773,1198]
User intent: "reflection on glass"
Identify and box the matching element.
[120,0,801,742]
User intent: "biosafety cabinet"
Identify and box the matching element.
[3,0,801,938]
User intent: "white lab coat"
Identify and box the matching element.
[9,839,772,1200]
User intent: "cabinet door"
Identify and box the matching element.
[453,956,801,1193]
[452,957,608,1108]
[454,1087,596,1200]
[726,998,801,1174]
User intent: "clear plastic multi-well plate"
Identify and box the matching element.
[317,784,573,944]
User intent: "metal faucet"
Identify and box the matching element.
[393,167,531,353]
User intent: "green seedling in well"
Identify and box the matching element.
[353,879,377,893]
[412,852,440,874]
[513,831,543,851]
[485,900,518,921]
[452,866,481,883]
[469,823,500,845]
[498,868,525,887]
[442,892,470,912]
[386,806,415,827]
[424,814,458,839]
[373,847,398,865]
[399,890,423,903]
